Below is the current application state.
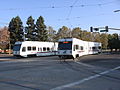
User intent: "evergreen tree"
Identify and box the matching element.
[8,16,24,48]
[108,33,120,51]
[112,34,119,51]
[25,16,36,41]
[36,16,48,41]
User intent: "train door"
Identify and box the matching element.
[73,44,79,58]
[13,44,22,56]
[21,46,27,57]
[84,42,89,55]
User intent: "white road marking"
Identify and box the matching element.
[51,66,120,90]
[75,61,95,68]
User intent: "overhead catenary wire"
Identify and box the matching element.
[0,12,116,26]
[66,0,79,28]
[0,0,116,11]
[0,0,117,27]
[67,0,79,18]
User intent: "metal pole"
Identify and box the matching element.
[9,40,11,55]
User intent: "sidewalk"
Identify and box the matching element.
[0,54,13,57]
[0,54,14,61]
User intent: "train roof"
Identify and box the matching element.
[58,38,83,42]
[58,38,101,44]
[14,41,57,45]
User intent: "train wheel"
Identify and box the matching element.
[74,54,79,61]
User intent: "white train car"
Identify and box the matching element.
[13,41,58,57]
[58,38,101,59]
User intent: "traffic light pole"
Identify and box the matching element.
[108,28,120,31]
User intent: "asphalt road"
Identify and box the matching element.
[0,54,120,90]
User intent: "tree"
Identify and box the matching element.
[112,34,119,51]
[71,28,93,41]
[80,30,93,41]
[25,16,36,41]
[8,16,24,48]
[108,34,114,51]
[0,27,9,50]
[92,32,101,42]
[71,27,82,39]
[36,16,48,41]
[100,33,108,49]
[56,26,71,40]
[108,33,120,51]
[83,32,93,41]
[47,26,56,42]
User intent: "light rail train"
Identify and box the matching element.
[13,38,101,58]
[13,41,58,57]
[58,38,101,59]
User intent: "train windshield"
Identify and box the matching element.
[58,41,72,50]
[13,44,21,51]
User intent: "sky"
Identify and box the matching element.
[0,0,120,34]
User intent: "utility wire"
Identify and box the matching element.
[66,0,79,28]
[58,12,113,21]
[67,0,79,17]
[0,0,116,11]
[0,12,115,26]
[0,0,117,26]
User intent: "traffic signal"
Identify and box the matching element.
[90,27,93,32]
[105,26,108,32]
[100,26,109,32]
[94,28,99,31]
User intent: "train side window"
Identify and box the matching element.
[74,45,79,51]
[92,47,96,50]
[22,47,26,52]
[38,48,42,51]
[47,47,50,51]
[28,46,31,51]
[80,46,84,50]
[76,45,79,50]
[43,47,46,51]
[98,46,101,49]
[32,46,36,51]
